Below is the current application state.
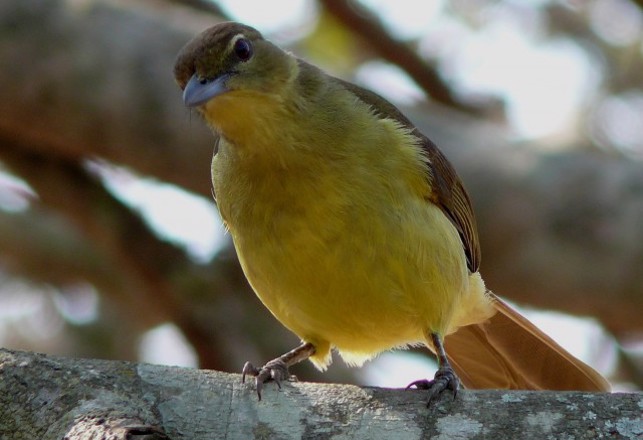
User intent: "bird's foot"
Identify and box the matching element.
[242,358,290,400]
[406,365,459,406]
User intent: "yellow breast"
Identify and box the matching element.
[210,91,479,369]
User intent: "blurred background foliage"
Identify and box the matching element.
[0,0,641,390]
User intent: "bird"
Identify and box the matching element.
[173,22,610,403]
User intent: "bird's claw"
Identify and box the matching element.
[406,366,459,406]
[242,359,290,400]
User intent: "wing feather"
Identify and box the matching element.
[332,76,481,272]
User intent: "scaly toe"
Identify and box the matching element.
[407,367,460,407]
[241,359,291,400]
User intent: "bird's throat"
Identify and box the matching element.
[202,90,292,153]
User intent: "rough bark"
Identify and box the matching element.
[0,349,640,440]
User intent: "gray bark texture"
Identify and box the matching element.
[0,349,641,440]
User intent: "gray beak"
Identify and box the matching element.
[182,73,232,107]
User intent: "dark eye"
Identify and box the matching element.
[233,38,253,61]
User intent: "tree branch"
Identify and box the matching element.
[0,349,639,439]
[0,208,116,289]
[629,0,643,12]
[167,0,228,17]
[0,0,215,196]
[0,138,233,369]
[317,0,490,115]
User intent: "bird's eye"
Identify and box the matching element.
[233,38,253,61]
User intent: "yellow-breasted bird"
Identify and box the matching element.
[174,22,610,403]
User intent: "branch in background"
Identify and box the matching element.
[546,3,643,94]
[0,139,227,369]
[0,0,216,197]
[167,0,227,16]
[0,211,147,360]
[1,349,638,440]
[0,209,118,290]
[631,0,643,11]
[317,0,491,115]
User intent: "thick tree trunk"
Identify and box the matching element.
[0,349,640,439]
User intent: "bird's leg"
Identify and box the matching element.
[242,342,315,400]
[407,332,459,406]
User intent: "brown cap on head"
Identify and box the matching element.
[173,22,263,89]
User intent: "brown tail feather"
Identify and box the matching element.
[445,293,610,391]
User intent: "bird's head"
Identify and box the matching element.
[174,22,298,109]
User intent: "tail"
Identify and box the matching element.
[445,293,610,391]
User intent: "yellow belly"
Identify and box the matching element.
[233,198,470,369]
[212,116,491,370]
